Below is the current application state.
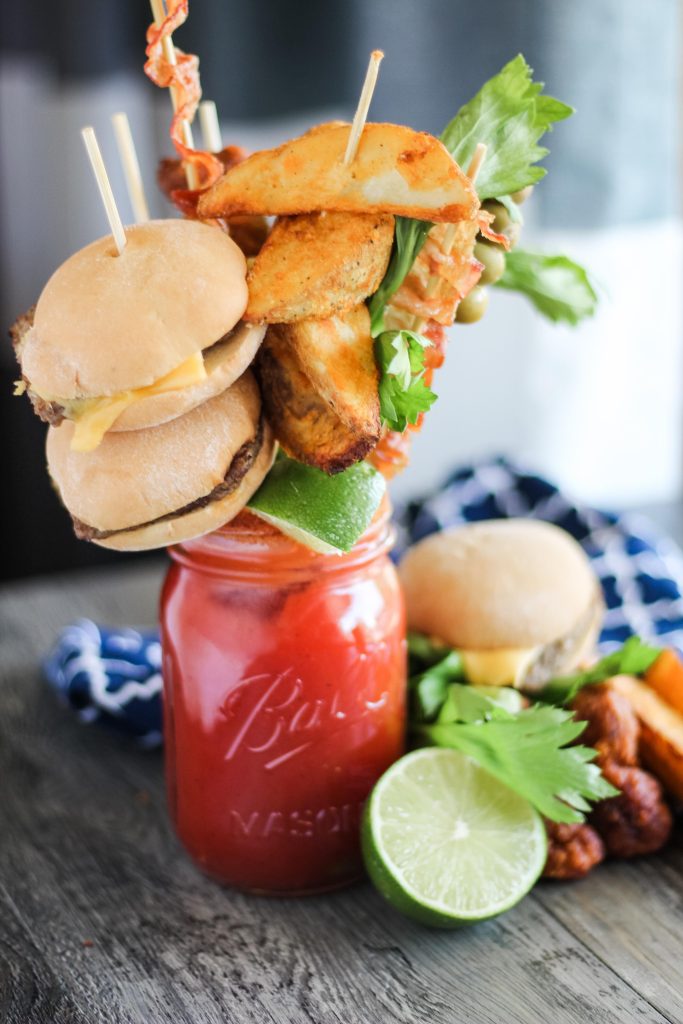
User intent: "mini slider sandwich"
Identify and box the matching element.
[399,519,604,691]
[46,372,274,551]
[11,219,265,451]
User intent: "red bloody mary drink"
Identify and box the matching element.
[160,504,406,894]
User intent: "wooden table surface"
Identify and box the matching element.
[1,559,682,1024]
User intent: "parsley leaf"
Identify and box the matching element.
[538,636,662,705]
[409,652,467,722]
[496,249,598,325]
[440,54,573,201]
[374,330,437,431]
[423,702,618,823]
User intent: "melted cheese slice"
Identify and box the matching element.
[461,647,539,688]
[55,352,207,452]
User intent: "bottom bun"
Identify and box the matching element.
[96,421,275,551]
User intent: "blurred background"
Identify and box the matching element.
[1,0,681,580]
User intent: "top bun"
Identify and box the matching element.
[22,219,248,398]
[399,519,600,650]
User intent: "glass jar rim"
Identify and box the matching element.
[167,498,395,581]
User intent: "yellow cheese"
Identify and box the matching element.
[51,352,207,453]
[461,647,538,688]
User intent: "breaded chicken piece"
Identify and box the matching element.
[198,122,479,222]
[590,761,672,858]
[244,211,394,324]
[571,684,640,766]
[543,821,605,880]
[273,304,379,444]
[257,324,380,474]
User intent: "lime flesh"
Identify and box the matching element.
[248,454,385,554]
[363,748,547,927]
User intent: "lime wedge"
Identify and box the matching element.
[362,748,547,927]
[248,453,386,554]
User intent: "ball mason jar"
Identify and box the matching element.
[160,504,406,895]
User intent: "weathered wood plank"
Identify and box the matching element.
[0,567,681,1023]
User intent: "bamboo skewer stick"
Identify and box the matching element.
[149,0,200,189]
[199,100,222,153]
[111,112,150,223]
[343,50,384,166]
[81,126,127,255]
[410,143,487,330]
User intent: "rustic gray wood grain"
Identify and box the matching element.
[0,564,680,1024]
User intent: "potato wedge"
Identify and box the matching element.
[275,304,379,440]
[610,675,683,803]
[257,323,380,475]
[245,211,394,324]
[198,122,478,222]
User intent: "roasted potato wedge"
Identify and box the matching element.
[275,304,380,440]
[198,122,478,223]
[245,211,394,324]
[257,323,380,475]
[610,675,683,804]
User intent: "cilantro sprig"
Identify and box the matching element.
[538,636,662,705]
[496,250,598,325]
[374,329,436,431]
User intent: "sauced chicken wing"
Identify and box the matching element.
[590,761,672,858]
[245,211,394,324]
[257,322,380,475]
[571,684,640,767]
[198,122,479,222]
[274,304,379,442]
[543,821,605,880]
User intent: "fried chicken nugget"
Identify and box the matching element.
[245,211,394,324]
[543,821,606,880]
[590,761,672,858]
[571,684,639,766]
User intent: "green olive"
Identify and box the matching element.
[474,241,506,285]
[510,185,533,205]
[456,285,489,324]
[482,200,510,234]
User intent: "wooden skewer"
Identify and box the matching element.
[81,126,127,255]
[410,143,488,330]
[111,112,150,224]
[149,0,200,189]
[343,50,384,166]
[199,100,222,153]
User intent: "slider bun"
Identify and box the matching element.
[47,372,274,549]
[109,321,266,431]
[96,432,275,551]
[399,519,600,650]
[23,219,248,398]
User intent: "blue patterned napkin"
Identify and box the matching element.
[44,457,683,746]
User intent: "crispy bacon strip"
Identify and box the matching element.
[144,0,223,210]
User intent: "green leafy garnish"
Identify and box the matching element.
[407,631,454,672]
[440,54,573,201]
[367,54,573,339]
[538,636,662,705]
[409,652,467,722]
[422,701,618,823]
[368,219,432,336]
[374,329,437,431]
[496,249,598,325]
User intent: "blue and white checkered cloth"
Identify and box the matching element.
[44,457,683,746]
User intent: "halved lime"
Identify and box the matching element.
[248,453,385,554]
[362,748,547,927]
